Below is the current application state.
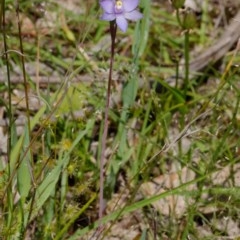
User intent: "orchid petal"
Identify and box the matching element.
[101,12,116,21]
[122,0,139,12]
[124,10,142,21]
[116,16,128,32]
[100,0,114,13]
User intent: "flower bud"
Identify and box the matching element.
[183,11,196,30]
[172,0,185,9]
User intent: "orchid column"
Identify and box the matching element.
[98,0,142,223]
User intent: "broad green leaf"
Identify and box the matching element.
[10,105,46,174]
[17,125,32,199]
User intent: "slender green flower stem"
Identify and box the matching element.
[184,29,190,97]
[176,9,182,29]
[98,21,117,224]
[176,9,190,97]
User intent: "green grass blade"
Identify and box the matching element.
[17,124,32,199]
[26,118,95,222]
[133,0,151,58]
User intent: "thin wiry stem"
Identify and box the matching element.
[98,21,117,227]
[16,1,31,140]
[184,29,190,97]
[2,0,12,168]
[2,0,14,231]
[16,1,35,238]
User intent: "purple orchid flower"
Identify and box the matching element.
[100,0,143,32]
